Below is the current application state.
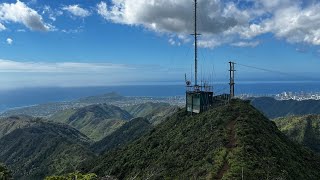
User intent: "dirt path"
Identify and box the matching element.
[215,155,230,179]
[226,120,237,149]
[215,119,237,179]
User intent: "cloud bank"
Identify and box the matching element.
[96,0,320,48]
[1,0,320,48]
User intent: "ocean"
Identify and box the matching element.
[1,82,320,112]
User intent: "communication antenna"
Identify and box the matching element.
[185,0,213,114]
[185,73,191,89]
[191,0,201,88]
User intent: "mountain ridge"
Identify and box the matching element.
[251,97,320,119]
[91,117,153,155]
[82,100,320,179]
[49,104,132,141]
[0,115,42,139]
[124,102,179,125]
[0,122,94,180]
[0,92,126,118]
[274,114,320,153]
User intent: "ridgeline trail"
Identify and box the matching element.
[215,118,237,179]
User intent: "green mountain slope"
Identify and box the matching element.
[77,92,126,104]
[274,115,320,153]
[49,104,132,141]
[0,122,94,180]
[0,115,42,139]
[251,97,320,119]
[124,102,179,125]
[91,117,153,154]
[83,100,320,180]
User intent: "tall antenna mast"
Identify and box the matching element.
[192,0,200,86]
[186,0,213,114]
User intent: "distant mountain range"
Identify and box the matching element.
[77,92,127,104]
[0,115,42,139]
[251,97,320,119]
[0,120,94,180]
[0,101,178,179]
[48,104,132,141]
[0,92,182,118]
[0,92,126,118]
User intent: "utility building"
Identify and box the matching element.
[186,89,213,113]
[185,0,214,114]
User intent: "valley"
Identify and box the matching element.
[2,91,320,179]
[0,97,180,179]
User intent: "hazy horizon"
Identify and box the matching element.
[0,0,320,90]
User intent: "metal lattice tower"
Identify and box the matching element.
[185,0,214,114]
[191,0,201,87]
[229,61,236,98]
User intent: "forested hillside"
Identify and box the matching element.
[0,122,94,180]
[0,115,41,139]
[91,117,152,154]
[83,100,320,179]
[275,115,320,153]
[124,102,179,125]
[251,97,320,119]
[49,104,132,141]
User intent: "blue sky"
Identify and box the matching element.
[0,0,320,89]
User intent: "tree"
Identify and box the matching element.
[44,172,98,180]
[0,164,12,180]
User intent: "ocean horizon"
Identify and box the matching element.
[1,82,320,112]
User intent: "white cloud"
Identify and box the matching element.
[96,0,320,48]
[97,2,109,20]
[168,38,175,45]
[6,38,13,45]
[168,38,181,46]
[0,22,5,30]
[0,0,51,31]
[198,39,221,49]
[253,0,296,10]
[42,5,63,22]
[63,5,90,18]
[61,27,83,34]
[267,5,320,45]
[96,0,247,34]
[96,0,250,48]
[231,41,260,48]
